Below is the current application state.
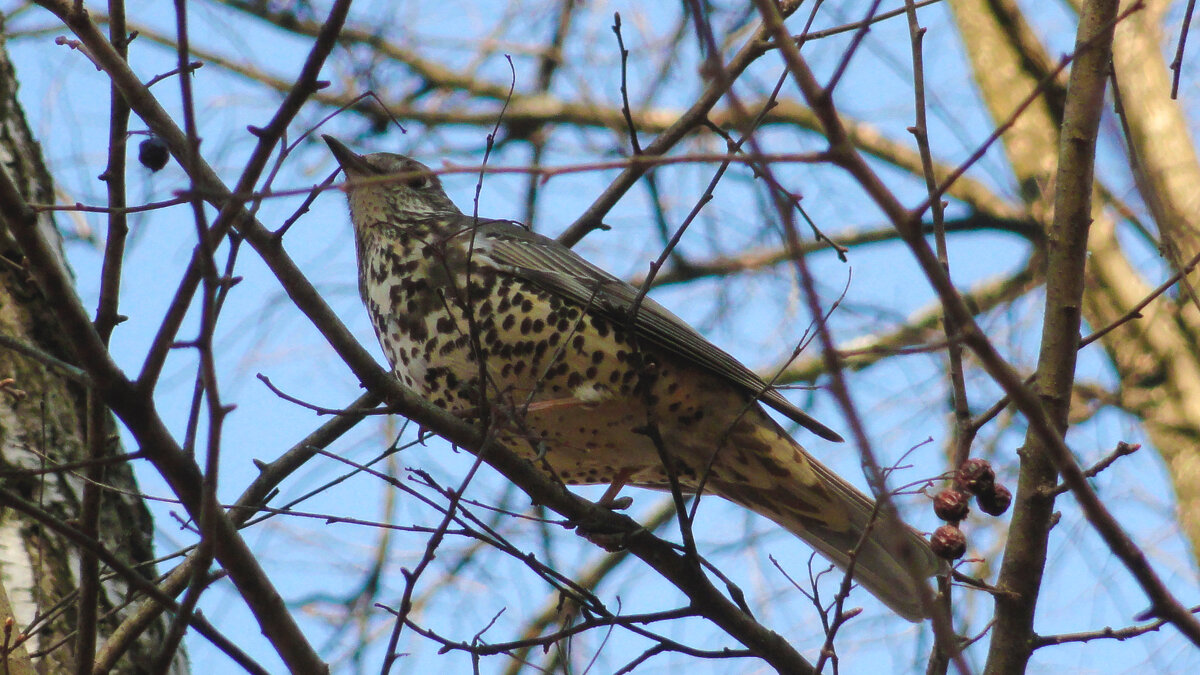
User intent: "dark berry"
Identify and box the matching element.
[957,458,995,495]
[930,524,966,560]
[933,489,970,522]
[978,484,1012,516]
[138,136,170,172]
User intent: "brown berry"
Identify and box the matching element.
[957,458,995,495]
[978,483,1012,516]
[138,136,170,172]
[930,524,967,560]
[933,489,970,521]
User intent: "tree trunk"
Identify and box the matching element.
[0,24,184,675]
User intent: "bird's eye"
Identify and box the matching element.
[406,174,431,189]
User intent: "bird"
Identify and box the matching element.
[323,135,940,621]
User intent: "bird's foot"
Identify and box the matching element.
[575,526,630,552]
[599,495,634,510]
[569,511,632,552]
[568,471,637,551]
[595,471,633,510]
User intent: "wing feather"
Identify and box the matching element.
[471,219,843,442]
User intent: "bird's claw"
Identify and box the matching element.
[570,519,631,552]
[599,495,634,510]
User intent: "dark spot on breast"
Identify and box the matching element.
[589,316,609,336]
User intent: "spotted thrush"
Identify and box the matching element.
[324,135,940,621]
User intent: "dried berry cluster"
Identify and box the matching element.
[930,458,1011,560]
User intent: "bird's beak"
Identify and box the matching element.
[322,135,375,177]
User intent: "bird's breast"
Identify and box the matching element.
[356,237,821,495]
[358,235,646,412]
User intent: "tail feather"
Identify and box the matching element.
[715,472,940,622]
[710,420,942,622]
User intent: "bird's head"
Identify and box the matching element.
[323,135,460,219]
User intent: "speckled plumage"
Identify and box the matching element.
[324,136,939,621]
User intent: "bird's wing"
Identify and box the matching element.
[471,219,843,442]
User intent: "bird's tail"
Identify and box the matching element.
[707,418,941,622]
